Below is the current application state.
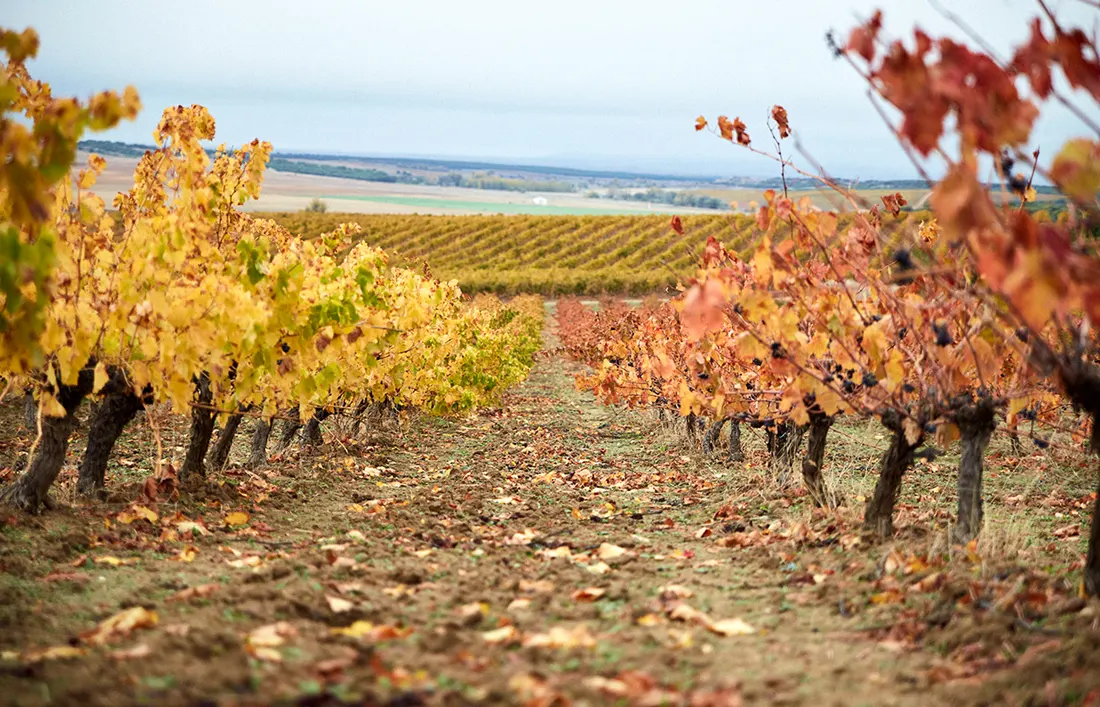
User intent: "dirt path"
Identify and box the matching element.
[0,312,1068,706]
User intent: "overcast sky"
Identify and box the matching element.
[8,0,1099,178]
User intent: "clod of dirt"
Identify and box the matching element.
[390,566,425,585]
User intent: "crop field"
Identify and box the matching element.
[262,211,934,295]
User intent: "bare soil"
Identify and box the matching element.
[2,309,1099,706]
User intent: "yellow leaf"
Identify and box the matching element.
[173,546,198,563]
[884,349,905,393]
[93,361,109,394]
[224,511,250,527]
[21,645,87,663]
[93,556,138,566]
[80,607,158,645]
[481,625,521,644]
[707,617,756,636]
[1051,138,1100,203]
[40,394,67,419]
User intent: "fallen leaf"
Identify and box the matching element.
[93,556,139,567]
[523,624,597,649]
[226,556,263,569]
[314,654,356,680]
[507,598,532,612]
[246,622,297,662]
[224,511,250,527]
[167,584,219,603]
[669,603,710,625]
[21,646,86,663]
[586,561,612,575]
[481,625,520,644]
[80,607,158,645]
[41,572,91,584]
[109,643,152,660]
[330,621,412,641]
[708,617,756,636]
[518,579,555,594]
[326,595,355,613]
[597,543,629,560]
[456,602,489,621]
[658,585,694,600]
[116,505,158,525]
[172,546,198,563]
[507,530,537,545]
[572,587,607,602]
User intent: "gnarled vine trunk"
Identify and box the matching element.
[206,411,246,472]
[801,413,834,507]
[1087,471,1100,597]
[247,420,273,469]
[303,409,331,447]
[180,374,215,480]
[3,368,96,513]
[953,395,996,543]
[685,412,700,445]
[727,421,744,462]
[702,418,726,456]
[864,411,923,538]
[22,391,36,430]
[771,421,805,485]
[348,399,372,438]
[276,406,303,451]
[77,391,145,497]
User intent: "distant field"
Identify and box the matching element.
[78,152,723,217]
[260,211,931,295]
[321,194,693,216]
[693,187,932,211]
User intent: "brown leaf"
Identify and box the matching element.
[41,572,91,584]
[771,105,791,138]
[331,621,412,641]
[167,584,219,603]
[572,587,607,602]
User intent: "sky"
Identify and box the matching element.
[7,0,1099,179]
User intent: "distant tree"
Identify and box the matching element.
[304,198,328,213]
